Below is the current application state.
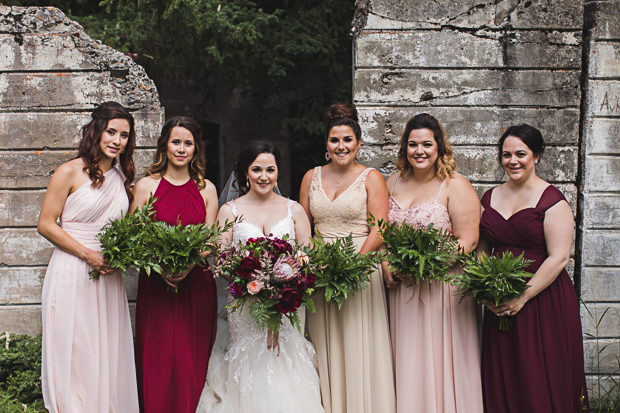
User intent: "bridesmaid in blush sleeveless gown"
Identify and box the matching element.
[132,116,219,413]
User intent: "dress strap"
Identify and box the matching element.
[436,178,448,200]
[390,174,399,196]
[227,200,238,217]
[286,198,294,219]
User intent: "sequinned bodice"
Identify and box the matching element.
[228,198,296,246]
[308,166,373,237]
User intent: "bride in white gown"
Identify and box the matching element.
[196,140,325,413]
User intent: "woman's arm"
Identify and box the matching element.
[491,200,574,317]
[298,169,315,225]
[37,162,110,274]
[446,174,480,255]
[360,169,389,255]
[216,204,236,247]
[201,179,219,226]
[291,203,312,246]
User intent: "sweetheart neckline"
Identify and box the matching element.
[235,217,294,237]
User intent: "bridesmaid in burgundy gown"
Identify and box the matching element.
[131,117,219,413]
[478,124,589,413]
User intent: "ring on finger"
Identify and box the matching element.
[505,310,510,316]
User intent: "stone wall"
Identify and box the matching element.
[580,0,620,393]
[0,6,164,336]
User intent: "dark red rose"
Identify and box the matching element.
[247,237,265,245]
[271,238,292,255]
[229,282,243,298]
[236,256,261,279]
[305,273,316,288]
[277,288,303,314]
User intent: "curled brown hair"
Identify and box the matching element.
[145,116,207,190]
[396,113,456,180]
[324,103,362,143]
[77,101,136,202]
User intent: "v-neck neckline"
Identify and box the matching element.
[318,166,368,203]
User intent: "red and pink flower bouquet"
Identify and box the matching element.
[213,235,317,334]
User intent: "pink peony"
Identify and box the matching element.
[247,280,264,295]
[273,256,300,282]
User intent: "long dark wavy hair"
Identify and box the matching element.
[233,140,282,195]
[77,101,136,202]
[145,116,207,190]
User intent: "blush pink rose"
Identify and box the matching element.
[294,250,309,265]
[247,280,264,295]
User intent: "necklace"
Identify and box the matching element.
[329,165,356,188]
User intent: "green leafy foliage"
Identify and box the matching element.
[0,333,47,412]
[454,251,534,331]
[375,218,463,285]
[304,231,379,309]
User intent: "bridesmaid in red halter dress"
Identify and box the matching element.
[131,117,219,413]
[478,124,589,413]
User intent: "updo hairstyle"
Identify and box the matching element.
[497,124,545,164]
[145,116,207,190]
[233,140,282,195]
[396,113,456,180]
[77,101,136,201]
[324,103,362,143]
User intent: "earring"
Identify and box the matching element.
[325,152,331,161]
[246,177,250,187]
[535,160,539,165]
[355,152,360,160]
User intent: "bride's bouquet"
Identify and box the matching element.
[91,195,234,292]
[453,251,534,331]
[213,236,317,334]
[374,218,463,285]
[304,231,379,309]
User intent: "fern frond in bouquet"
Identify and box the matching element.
[303,231,379,309]
[89,195,158,280]
[376,218,463,285]
[454,251,534,331]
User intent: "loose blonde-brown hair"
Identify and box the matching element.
[396,113,456,180]
[145,116,206,190]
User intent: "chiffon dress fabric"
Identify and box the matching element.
[135,177,218,413]
[41,168,139,413]
[196,199,325,413]
[306,166,396,413]
[387,176,483,413]
[480,185,589,413]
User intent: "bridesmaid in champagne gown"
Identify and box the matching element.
[131,117,219,413]
[384,113,483,413]
[478,124,588,413]
[39,102,139,412]
[300,104,395,413]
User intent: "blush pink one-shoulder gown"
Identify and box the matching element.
[41,168,139,413]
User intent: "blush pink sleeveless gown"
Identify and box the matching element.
[41,169,139,413]
[388,176,483,413]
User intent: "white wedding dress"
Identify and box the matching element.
[196,199,325,413]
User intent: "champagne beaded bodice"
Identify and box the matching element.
[308,166,373,237]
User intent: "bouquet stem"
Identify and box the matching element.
[499,316,513,331]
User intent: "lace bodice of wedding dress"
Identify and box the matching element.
[197,198,324,413]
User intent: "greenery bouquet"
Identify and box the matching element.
[375,219,463,285]
[214,235,317,334]
[304,231,379,309]
[454,251,534,331]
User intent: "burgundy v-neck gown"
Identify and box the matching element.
[135,178,218,413]
[480,185,589,413]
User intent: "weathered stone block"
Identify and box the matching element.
[583,195,620,229]
[0,306,41,336]
[0,228,53,266]
[586,80,620,117]
[582,230,620,266]
[0,110,163,150]
[582,267,620,302]
[586,1,620,41]
[0,267,45,305]
[0,149,154,189]
[584,339,620,374]
[0,190,45,226]
[589,42,620,79]
[358,107,579,146]
[356,30,580,69]
[585,118,620,155]
[354,69,580,107]
[0,33,98,71]
[359,145,577,182]
[581,302,620,339]
[369,0,584,29]
[584,156,620,192]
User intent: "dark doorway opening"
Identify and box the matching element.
[200,121,221,193]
